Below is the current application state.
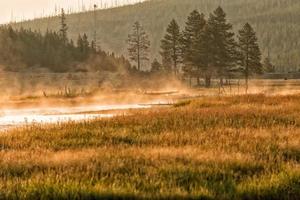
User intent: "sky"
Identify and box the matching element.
[0,0,143,24]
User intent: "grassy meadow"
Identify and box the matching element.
[0,94,300,199]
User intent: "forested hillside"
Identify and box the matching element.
[0,26,131,73]
[11,0,300,71]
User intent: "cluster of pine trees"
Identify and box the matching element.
[0,26,90,72]
[127,7,263,91]
[0,9,131,73]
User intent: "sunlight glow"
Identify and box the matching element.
[0,0,144,24]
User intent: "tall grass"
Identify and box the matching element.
[0,94,299,199]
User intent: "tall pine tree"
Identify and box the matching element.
[181,10,206,85]
[238,23,262,93]
[160,19,181,75]
[192,23,215,87]
[59,8,68,44]
[207,6,238,86]
[127,21,150,71]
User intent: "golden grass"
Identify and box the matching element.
[0,94,300,199]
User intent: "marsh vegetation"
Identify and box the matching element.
[0,94,299,199]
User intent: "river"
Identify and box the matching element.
[0,104,152,130]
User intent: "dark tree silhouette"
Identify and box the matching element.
[59,8,68,44]
[160,19,181,75]
[181,10,206,85]
[151,59,163,73]
[207,7,238,86]
[238,23,262,93]
[127,21,150,71]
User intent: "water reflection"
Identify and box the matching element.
[0,104,151,129]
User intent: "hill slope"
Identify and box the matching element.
[12,0,300,71]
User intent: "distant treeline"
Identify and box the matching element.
[0,10,131,73]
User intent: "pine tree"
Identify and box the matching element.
[160,19,181,75]
[127,21,150,71]
[82,34,90,52]
[59,8,68,44]
[91,40,97,52]
[181,10,206,85]
[77,34,84,60]
[181,10,206,65]
[76,34,90,60]
[151,58,162,73]
[77,34,84,51]
[192,24,214,87]
[207,6,238,86]
[238,23,262,93]
[263,57,275,73]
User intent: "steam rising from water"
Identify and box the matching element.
[2,79,300,130]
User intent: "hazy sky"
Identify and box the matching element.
[0,0,143,24]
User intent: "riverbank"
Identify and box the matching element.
[0,94,299,199]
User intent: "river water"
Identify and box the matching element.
[0,104,151,130]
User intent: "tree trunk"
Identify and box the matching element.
[137,49,140,71]
[220,77,224,86]
[245,50,249,94]
[237,79,240,95]
[174,60,177,76]
[205,76,211,88]
[197,77,200,86]
[137,26,140,71]
[245,73,249,94]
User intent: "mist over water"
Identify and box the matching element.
[1,78,300,130]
